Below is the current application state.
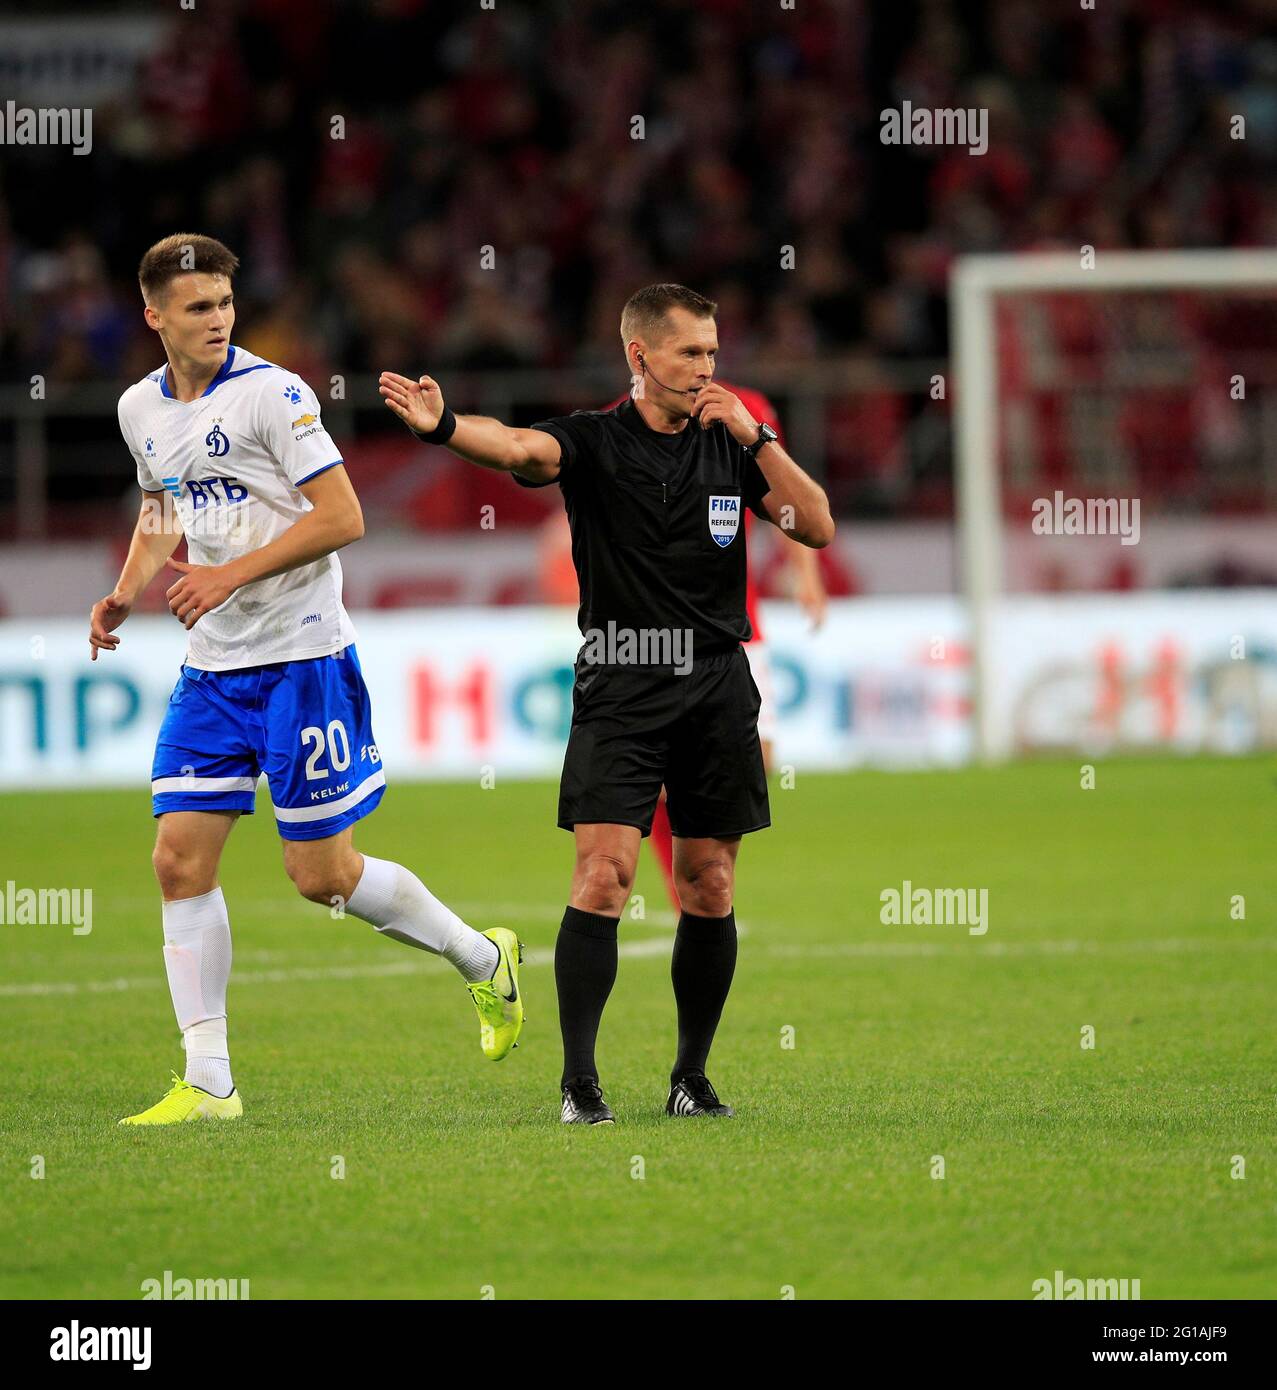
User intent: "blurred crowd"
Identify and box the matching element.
[4,0,1275,379]
[1,0,1275,520]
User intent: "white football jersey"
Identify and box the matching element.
[118,345,358,671]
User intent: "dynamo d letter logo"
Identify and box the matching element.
[708,494,740,548]
[205,425,230,458]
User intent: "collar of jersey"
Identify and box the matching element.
[618,397,690,446]
[158,345,239,400]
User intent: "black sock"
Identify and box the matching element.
[555,906,620,1086]
[671,910,738,1082]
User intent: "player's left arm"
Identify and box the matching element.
[690,383,835,548]
[165,467,364,630]
[783,530,829,628]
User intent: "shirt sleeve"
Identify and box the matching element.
[742,447,771,518]
[258,374,344,487]
[118,398,162,492]
[513,413,589,491]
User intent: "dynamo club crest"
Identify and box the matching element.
[708,494,740,547]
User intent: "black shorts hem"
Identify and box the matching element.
[558,816,655,838]
[664,817,771,840]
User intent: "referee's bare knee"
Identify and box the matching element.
[570,848,635,918]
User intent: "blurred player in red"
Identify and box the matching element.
[539,383,828,913]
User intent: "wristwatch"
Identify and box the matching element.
[744,422,778,459]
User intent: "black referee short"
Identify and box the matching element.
[558,644,771,840]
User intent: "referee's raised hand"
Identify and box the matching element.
[379,370,444,435]
[689,381,757,443]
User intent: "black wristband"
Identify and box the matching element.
[412,406,457,446]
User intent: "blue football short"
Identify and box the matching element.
[150,645,385,841]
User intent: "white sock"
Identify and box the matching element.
[161,887,234,1096]
[183,1020,232,1098]
[347,855,499,982]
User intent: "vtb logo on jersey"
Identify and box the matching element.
[205,424,230,458]
[185,476,248,508]
[708,494,740,548]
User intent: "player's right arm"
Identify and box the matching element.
[378,371,562,484]
[89,491,183,660]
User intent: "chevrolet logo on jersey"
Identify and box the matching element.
[708,494,740,547]
[291,413,316,429]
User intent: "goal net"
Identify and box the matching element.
[951,250,1277,761]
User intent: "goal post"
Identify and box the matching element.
[950,249,1277,763]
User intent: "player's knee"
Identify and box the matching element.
[574,852,634,915]
[284,841,363,908]
[151,842,216,901]
[285,859,340,906]
[675,858,734,917]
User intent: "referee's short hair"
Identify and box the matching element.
[620,284,717,348]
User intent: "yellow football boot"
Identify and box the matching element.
[466,927,525,1060]
[118,1073,242,1126]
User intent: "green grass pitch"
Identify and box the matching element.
[1,756,1273,1299]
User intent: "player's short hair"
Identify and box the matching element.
[620,283,717,349]
[138,233,239,305]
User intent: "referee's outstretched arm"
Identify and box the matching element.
[379,371,563,484]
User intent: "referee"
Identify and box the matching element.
[380,284,834,1124]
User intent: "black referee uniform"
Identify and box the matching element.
[519,396,772,841]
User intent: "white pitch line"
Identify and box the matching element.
[455,902,683,930]
[0,936,676,998]
[98,899,685,929]
[2,932,1268,999]
[766,936,1277,959]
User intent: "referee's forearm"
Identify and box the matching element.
[756,445,836,547]
[441,416,524,472]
